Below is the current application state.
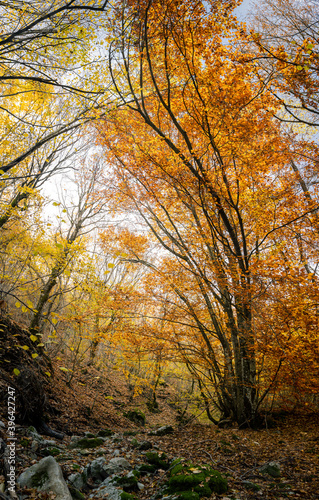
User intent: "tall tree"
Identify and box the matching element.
[93,0,317,425]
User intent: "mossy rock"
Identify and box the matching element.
[42,447,61,457]
[133,470,141,479]
[194,482,212,497]
[120,493,138,500]
[145,451,170,470]
[260,461,281,478]
[31,470,49,488]
[69,485,86,499]
[20,438,30,448]
[113,473,139,492]
[206,470,228,494]
[170,463,184,476]
[138,463,157,474]
[124,409,146,426]
[97,429,114,437]
[169,471,206,489]
[166,463,227,497]
[69,437,104,449]
[85,432,96,438]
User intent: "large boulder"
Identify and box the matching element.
[104,457,132,476]
[17,456,72,500]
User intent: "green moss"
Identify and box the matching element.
[113,474,138,491]
[123,409,146,426]
[120,493,138,500]
[193,483,212,497]
[69,437,104,449]
[31,470,49,488]
[165,463,227,498]
[42,447,61,457]
[131,438,139,448]
[97,429,114,437]
[69,485,86,499]
[20,438,30,448]
[132,470,141,479]
[145,451,169,470]
[170,463,184,476]
[123,431,138,436]
[176,491,200,500]
[169,472,206,489]
[138,463,157,474]
[207,470,228,494]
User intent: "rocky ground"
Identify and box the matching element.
[0,314,318,499]
[0,402,319,499]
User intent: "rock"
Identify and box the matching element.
[0,421,5,429]
[138,463,157,474]
[69,437,104,449]
[114,449,120,456]
[31,440,39,452]
[259,461,281,478]
[145,451,170,470]
[149,425,173,436]
[68,485,86,499]
[86,457,108,483]
[70,435,82,443]
[91,478,122,500]
[42,446,61,457]
[105,457,132,475]
[85,432,96,438]
[41,439,58,447]
[17,455,72,500]
[68,472,86,490]
[112,471,139,492]
[27,426,42,442]
[138,440,152,450]
[80,449,92,455]
[164,460,228,497]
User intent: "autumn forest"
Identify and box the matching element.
[1,0,319,440]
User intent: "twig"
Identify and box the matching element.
[203,449,215,462]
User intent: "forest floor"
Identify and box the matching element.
[51,366,319,499]
[0,358,318,499]
[0,314,318,499]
